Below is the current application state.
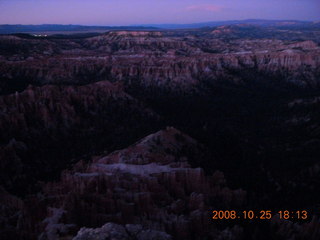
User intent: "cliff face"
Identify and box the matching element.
[1,33,319,94]
[10,127,318,240]
[16,127,246,240]
[0,81,160,195]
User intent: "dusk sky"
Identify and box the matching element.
[0,0,319,25]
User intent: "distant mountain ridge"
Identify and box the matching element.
[139,19,317,29]
[0,19,319,34]
[0,24,158,34]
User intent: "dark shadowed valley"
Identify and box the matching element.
[1,22,320,240]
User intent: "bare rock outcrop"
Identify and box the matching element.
[1,34,319,93]
[15,127,245,240]
[73,223,172,240]
[0,81,159,195]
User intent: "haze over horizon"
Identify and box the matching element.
[0,0,319,25]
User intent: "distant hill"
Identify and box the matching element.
[0,24,158,34]
[0,20,319,34]
[136,19,319,29]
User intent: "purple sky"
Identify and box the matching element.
[0,0,319,25]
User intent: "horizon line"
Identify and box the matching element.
[1,18,319,27]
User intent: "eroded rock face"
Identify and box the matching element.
[73,223,172,240]
[0,81,160,195]
[1,33,319,94]
[13,127,245,240]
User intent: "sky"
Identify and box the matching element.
[0,0,319,25]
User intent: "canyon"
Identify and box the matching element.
[1,25,320,239]
[0,29,320,94]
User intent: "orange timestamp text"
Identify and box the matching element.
[212,210,308,220]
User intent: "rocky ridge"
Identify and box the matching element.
[14,127,245,240]
[0,81,160,194]
[0,32,320,94]
[72,223,172,240]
